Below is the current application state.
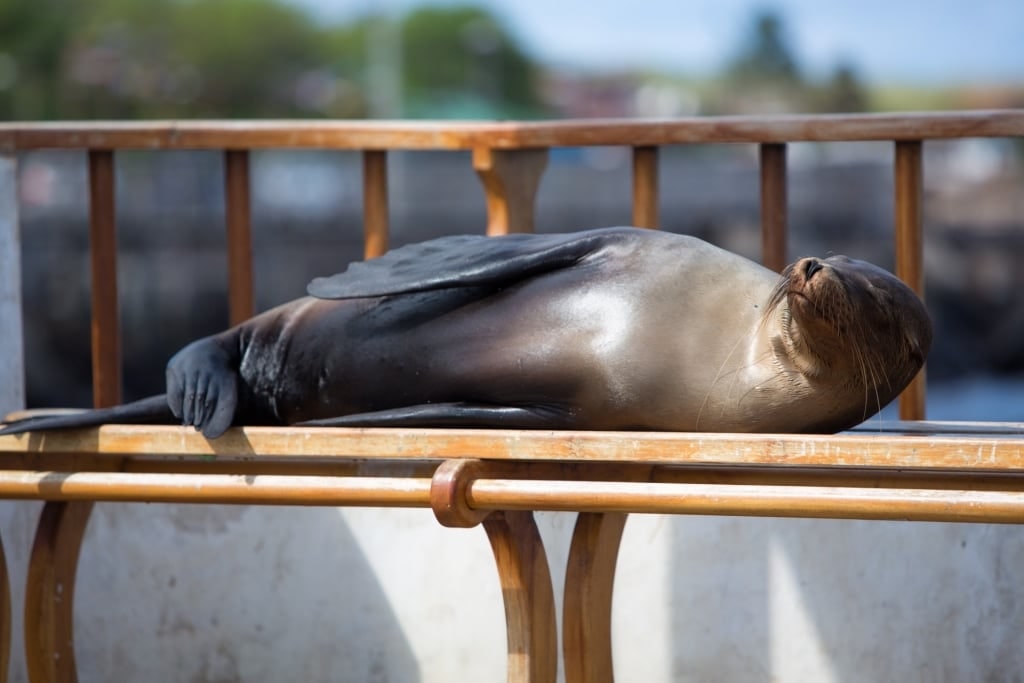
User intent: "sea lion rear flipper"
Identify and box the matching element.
[307,227,640,299]
[297,403,574,429]
[0,395,174,436]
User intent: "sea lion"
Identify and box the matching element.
[0,227,931,438]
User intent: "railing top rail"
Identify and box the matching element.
[4,425,1024,470]
[1,110,1022,151]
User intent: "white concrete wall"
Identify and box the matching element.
[1,506,1021,682]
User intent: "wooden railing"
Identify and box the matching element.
[1,110,1023,683]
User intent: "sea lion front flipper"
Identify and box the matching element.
[165,337,240,439]
[297,403,576,429]
[307,227,640,299]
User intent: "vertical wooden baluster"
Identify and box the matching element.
[482,511,557,683]
[473,148,549,235]
[362,151,389,258]
[759,143,788,273]
[25,150,121,683]
[631,146,659,229]
[894,140,926,420]
[224,150,254,325]
[563,512,628,683]
[87,151,121,409]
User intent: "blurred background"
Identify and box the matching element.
[4,0,1024,120]
[3,3,1024,683]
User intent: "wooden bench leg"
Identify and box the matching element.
[0,529,10,683]
[431,460,557,682]
[563,512,628,683]
[24,501,93,683]
[483,511,558,683]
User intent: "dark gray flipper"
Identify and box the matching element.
[308,227,641,299]
[165,337,240,438]
[0,395,174,436]
[297,402,575,429]
[2,336,244,439]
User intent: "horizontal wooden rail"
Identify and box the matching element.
[0,471,431,506]
[1,468,1023,524]
[4,425,1024,469]
[467,480,1024,524]
[1,111,1022,151]
[3,451,1024,492]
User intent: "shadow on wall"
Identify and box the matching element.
[74,504,424,682]
[652,517,1024,681]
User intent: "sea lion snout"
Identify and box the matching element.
[800,257,824,280]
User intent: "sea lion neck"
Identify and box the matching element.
[765,302,826,382]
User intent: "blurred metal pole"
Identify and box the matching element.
[0,153,24,416]
[366,7,403,118]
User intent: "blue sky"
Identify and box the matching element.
[287,0,1024,85]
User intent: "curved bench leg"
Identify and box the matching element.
[0,529,10,683]
[24,501,93,683]
[563,512,628,683]
[483,511,558,683]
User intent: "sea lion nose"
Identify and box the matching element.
[802,258,823,279]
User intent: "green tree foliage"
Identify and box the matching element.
[725,9,802,87]
[0,0,86,119]
[167,0,330,117]
[814,62,870,113]
[715,8,873,114]
[0,0,542,120]
[400,6,541,117]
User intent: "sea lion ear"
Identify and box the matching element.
[904,333,928,368]
[908,341,925,367]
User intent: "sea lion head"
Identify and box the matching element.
[764,254,933,427]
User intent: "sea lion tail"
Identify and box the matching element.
[0,395,175,436]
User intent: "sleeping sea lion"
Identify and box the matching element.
[0,227,931,438]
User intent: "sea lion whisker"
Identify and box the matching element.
[856,350,881,422]
[695,329,756,430]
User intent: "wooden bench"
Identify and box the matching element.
[1,111,1023,683]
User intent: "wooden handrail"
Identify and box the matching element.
[3,426,1024,470]
[468,479,1024,523]
[0,470,1023,524]
[0,471,432,506]
[1,111,1022,151]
